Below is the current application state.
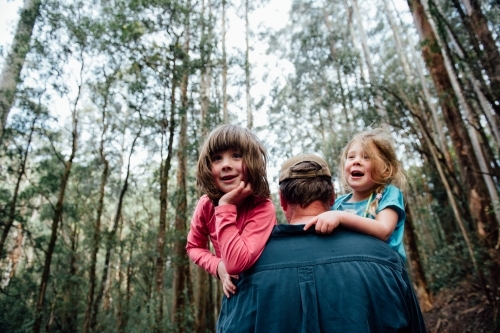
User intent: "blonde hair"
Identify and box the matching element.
[339,127,406,215]
[197,124,270,201]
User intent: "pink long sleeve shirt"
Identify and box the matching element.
[186,195,277,277]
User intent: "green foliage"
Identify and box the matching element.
[425,236,472,292]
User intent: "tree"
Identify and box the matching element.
[0,0,42,143]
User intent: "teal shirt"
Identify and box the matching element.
[333,184,406,262]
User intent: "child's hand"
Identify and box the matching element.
[303,211,341,234]
[219,181,252,206]
[217,261,239,298]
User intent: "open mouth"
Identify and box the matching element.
[221,175,237,181]
[351,170,364,177]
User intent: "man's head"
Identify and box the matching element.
[278,154,334,213]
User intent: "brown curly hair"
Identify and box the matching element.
[197,124,270,201]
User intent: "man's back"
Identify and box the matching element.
[217,225,426,333]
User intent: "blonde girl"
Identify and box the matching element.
[304,127,407,261]
[186,124,276,297]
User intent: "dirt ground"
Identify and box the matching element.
[422,282,499,333]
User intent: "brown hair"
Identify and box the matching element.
[279,161,334,209]
[197,124,270,201]
[339,127,406,215]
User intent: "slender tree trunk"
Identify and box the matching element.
[244,0,252,129]
[171,4,191,330]
[0,113,37,258]
[6,223,24,282]
[116,220,125,333]
[83,104,110,333]
[0,0,41,143]
[322,6,351,133]
[350,0,387,120]
[200,0,213,138]
[33,107,78,333]
[193,266,209,333]
[62,222,79,333]
[222,0,228,123]
[460,0,500,112]
[154,63,177,333]
[404,205,433,312]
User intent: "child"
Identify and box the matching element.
[304,127,407,261]
[186,124,277,298]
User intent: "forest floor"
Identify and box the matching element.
[422,282,500,333]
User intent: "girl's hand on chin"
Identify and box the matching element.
[219,181,252,206]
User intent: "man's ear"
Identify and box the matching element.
[279,190,287,211]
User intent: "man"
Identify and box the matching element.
[216,154,427,332]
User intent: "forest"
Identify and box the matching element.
[0,0,499,332]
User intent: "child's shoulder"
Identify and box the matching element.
[197,195,215,210]
[384,184,403,196]
[332,192,352,210]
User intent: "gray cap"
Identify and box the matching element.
[279,154,332,184]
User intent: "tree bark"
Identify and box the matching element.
[404,205,433,312]
[171,3,191,330]
[222,0,228,123]
[244,0,252,129]
[460,0,500,114]
[350,0,387,120]
[0,0,41,143]
[0,113,37,258]
[154,61,177,333]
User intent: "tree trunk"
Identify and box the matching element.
[62,222,79,333]
[83,103,110,333]
[171,3,191,330]
[460,0,500,114]
[6,223,24,282]
[154,62,177,333]
[33,107,78,333]
[350,0,387,120]
[0,0,41,143]
[193,266,209,333]
[244,0,252,129]
[222,0,228,123]
[0,113,37,258]
[404,204,433,312]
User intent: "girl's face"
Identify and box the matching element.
[210,149,247,194]
[344,142,376,200]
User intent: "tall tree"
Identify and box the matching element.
[0,0,42,143]
[244,0,252,129]
[221,0,229,123]
[82,74,113,333]
[171,1,192,330]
